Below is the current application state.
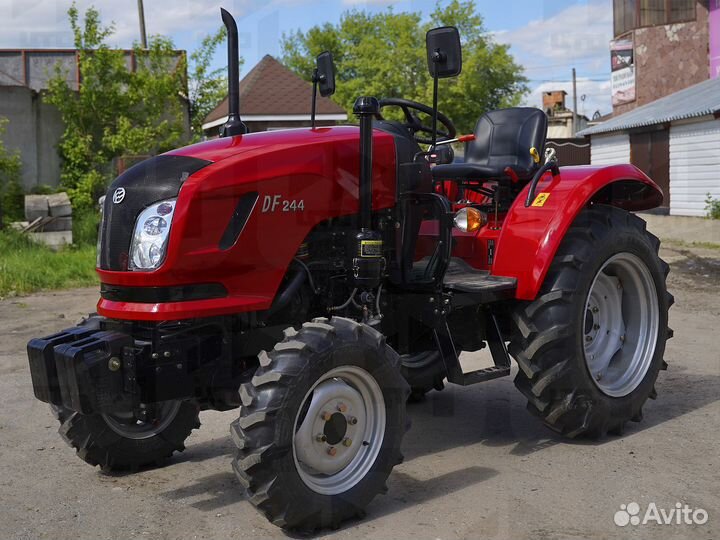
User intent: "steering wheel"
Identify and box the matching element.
[376,98,456,145]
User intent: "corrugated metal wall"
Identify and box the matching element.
[590,133,631,164]
[669,119,720,216]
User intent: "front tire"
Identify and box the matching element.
[510,205,672,438]
[53,400,200,471]
[400,351,446,401]
[230,317,409,531]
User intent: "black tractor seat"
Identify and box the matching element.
[432,107,548,183]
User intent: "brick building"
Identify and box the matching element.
[611,0,715,115]
[579,1,720,217]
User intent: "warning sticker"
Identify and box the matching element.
[531,193,550,207]
[360,240,383,257]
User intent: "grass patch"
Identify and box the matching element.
[662,239,720,251]
[0,229,97,297]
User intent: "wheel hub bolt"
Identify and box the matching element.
[327,447,337,456]
[342,438,352,447]
[321,411,332,422]
[585,335,593,342]
[348,416,358,425]
[316,434,327,443]
[593,324,600,330]
[596,372,603,381]
[591,306,599,313]
[337,403,347,413]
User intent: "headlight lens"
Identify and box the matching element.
[129,198,176,271]
[453,207,486,232]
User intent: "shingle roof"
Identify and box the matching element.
[204,55,346,124]
[578,77,720,137]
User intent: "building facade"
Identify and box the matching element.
[0,49,188,190]
[581,77,720,216]
[611,0,714,115]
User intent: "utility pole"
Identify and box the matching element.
[572,67,578,136]
[137,0,148,48]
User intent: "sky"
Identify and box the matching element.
[0,0,614,116]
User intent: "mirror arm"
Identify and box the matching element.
[431,57,440,147]
[311,68,319,130]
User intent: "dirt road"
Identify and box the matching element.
[1,244,718,540]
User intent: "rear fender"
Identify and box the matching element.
[493,164,663,300]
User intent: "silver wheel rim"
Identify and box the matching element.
[293,365,386,495]
[102,400,181,440]
[583,252,659,397]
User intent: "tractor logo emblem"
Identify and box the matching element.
[112,187,126,204]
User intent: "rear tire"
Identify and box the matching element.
[230,317,409,531]
[510,205,672,438]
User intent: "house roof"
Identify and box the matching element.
[578,77,720,137]
[203,55,347,128]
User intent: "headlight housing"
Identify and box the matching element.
[129,198,176,271]
[453,207,486,232]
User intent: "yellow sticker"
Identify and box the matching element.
[531,192,550,207]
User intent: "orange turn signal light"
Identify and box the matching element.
[453,207,487,232]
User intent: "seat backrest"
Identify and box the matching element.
[465,107,548,175]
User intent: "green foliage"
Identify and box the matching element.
[188,27,239,138]
[72,207,101,247]
[281,0,527,134]
[0,117,24,223]
[0,229,97,297]
[45,4,189,209]
[29,184,57,195]
[705,193,720,220]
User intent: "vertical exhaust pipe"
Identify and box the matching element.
[220,8,247,138]
[353,96,379,230]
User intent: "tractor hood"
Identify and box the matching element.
[166,126,360,164]
[95,125,400,321]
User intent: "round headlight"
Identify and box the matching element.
[143,216,167,236]
[148,243,163,265]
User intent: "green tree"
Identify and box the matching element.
[187,26,241,137]
[45,4,188,208]
[0,117,23,225]
[282,0,527,134]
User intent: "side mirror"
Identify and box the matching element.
[316,51,336,97]
[426,26,462,79]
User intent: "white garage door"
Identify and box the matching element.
[590,133,631,165]
[669,119,720,217]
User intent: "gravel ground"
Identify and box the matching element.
[1,244,718,540]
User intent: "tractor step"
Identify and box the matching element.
[442,259,516,299]
[434,312,513,387]
[446,365,511,386]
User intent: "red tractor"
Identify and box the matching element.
[27,9,672,532]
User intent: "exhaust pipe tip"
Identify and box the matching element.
[220,8,247,138]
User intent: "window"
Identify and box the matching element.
[669,0,696,23]
[614,0,637,36]
[640,0,665,26]
[613,0,697,36]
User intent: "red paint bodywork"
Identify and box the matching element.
[97,124,662,321]
[97,126,397,321]
[488,164,662,300]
